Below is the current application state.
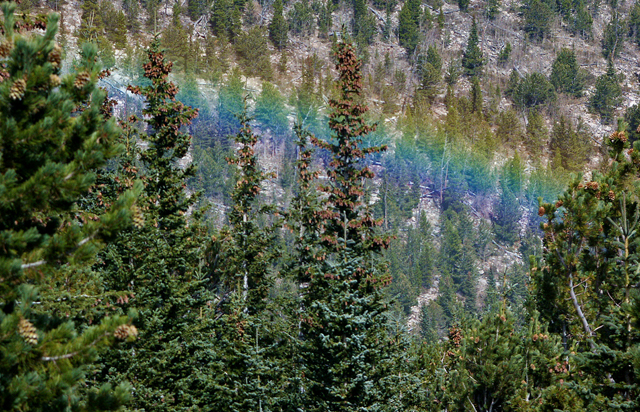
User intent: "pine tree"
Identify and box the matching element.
[416,45,442,106]
[94,39,212,411]
[398,0,421,55]
[470,76,482,113]
[533,128,640,409]
[353,0,376,45]
[254,81,289,138]
[602,12,625,59]
[462,17,483,77]
[524,0,553,40]
[433,305,582,410]
[550,48,586,97]
[206,103,288,411]
[300,42,394,411]
[589,59,622,124]
[269,0,288,49]
[0,5,139,410]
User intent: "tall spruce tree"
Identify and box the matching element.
[94,39,213,411]
[269,0,288,49]
[300,42,394,411]
[398,0,421,55]
[589,59,622,124]
[206,103,289,411]
[0,5,140,411]
[550,48,586,97]
[462,17,483,77]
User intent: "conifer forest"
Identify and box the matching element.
[5,0,640,409]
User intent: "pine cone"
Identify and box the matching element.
[49,74,60,87]
[0,40,12,58]
[608,191,615,201]
[114,324,138,340]
[132,205,145,229]
[18,318,38,345]
[74,71,90,89]
[9,78,26,100]
[48,44,62,68]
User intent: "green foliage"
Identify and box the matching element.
[485,0,500,19]
[524,0,553,40]
[162,5,198,74]
[255,82,289,139]
[471,76,482,113]
[210,0,242,41]
[94,38,212,412]
[458,0,470,12]
[526,108,548,154]
[269,0,288,49]
[432,306,580,410]
[353,0,377,45]
[511,72,556,110]
[629,1,640,46]
[550,48,586,97]
[532,130,640,408]
[462,17,483,77]
[602,12,625,59]
[624,103,640,143]
[317,0,333,38]
[415,45,442,106]
[398,0,421,55]
[300,42,394,411]
[234,26,273,79]
[0,6,138,411]
[571,0,592,38]
[549,115,589,172]
[497,42,511,64]
[217,68,245,137]
[289,0,314,35]
[589,59,622,124]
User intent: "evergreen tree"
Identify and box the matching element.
[571,0,592,38]
[525,108,547,154]
[254,81,289,139]
[269,0,288,49]
[470,76,482,113]
[217,68,245,137]
[301,42,394,411]
[524,0,553,41]
[210,0,242,41]
[550,47,586,97]
[234,26,273,79]
[288,0,314,35]
[433,305,582,410]
[416,45,442,105]
[317,0,333,38]
[95,39,211,411]
[462,17,483,77]
[206,104,288,411]
[602,12,625,59]
[549,115,588,171]
[0,6,139,411]
[398,0,421,55]
[589,59,622,124]
[353,0,377,45]
[533,129,640,409]
[511,71,555,110]
[485,0,500,19]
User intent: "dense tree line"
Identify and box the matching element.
[4,2,640,411]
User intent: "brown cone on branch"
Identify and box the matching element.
[18,318,38,345]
